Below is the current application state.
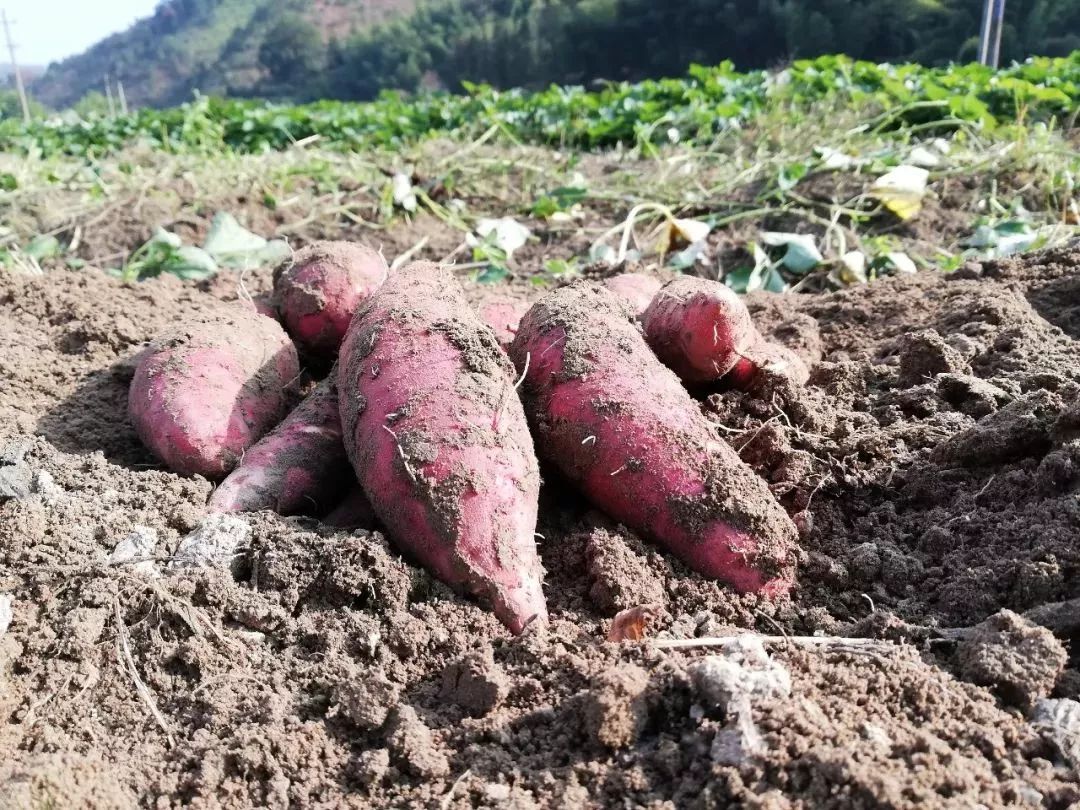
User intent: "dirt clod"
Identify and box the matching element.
[386,705,451,779]
[583,664,651,749]
[956,609,1068,709]
[585,528,666,615]
[334,672,402,730]
[897,329,971,386]
[440,647,508,717]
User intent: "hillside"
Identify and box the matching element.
[29,0,414,109]
[29,0,1080,111]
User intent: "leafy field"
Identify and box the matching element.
[1,54,1078,295]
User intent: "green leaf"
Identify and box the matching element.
[475,264,510,284]
[23,235,62,261]
[760,232,822,274]
[777,162,808,191]
[203,212,289,269]
[0,173,16,191]
[724,265,753,294]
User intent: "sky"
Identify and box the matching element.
[5,0,159,66]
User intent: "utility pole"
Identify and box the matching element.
[978,0,1007,68]
[1,9,30,122]
[117,78,129,115]
[104,75,116,118]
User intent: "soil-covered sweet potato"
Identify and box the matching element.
[643,276,756,382]
[510,281,798,595]
[208,376,353,516]
[128,307,300,479]
[727,341,810,390]
[274,241,388,359]
[338,261,546,633]
[644,276,809,389]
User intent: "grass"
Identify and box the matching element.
[0,92,1077,291]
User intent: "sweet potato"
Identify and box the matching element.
[509,281,797,595]
[477,296,530,352]
[338,261,546,633]
[642,276,756,382]
[128,308,300,479]
[274,241,388,359]
[250,293,279,322]
[323,485,377,530]
[644,276,809,390]
[208,376,352,516]
[602,273,663,319]
[726,341,810,390]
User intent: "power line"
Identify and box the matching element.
[0,9,30,122]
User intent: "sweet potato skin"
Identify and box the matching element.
[643,276,756,382]
[274,241,388,358]
[510,281,797,595]
[477,296,530,353]
[338,261,546,633]
[128,308,300,479]
[208,376,352,515]
[602,273,663,319]
[727,341,810,391]
[322,485,377,530]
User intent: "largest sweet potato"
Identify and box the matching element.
[129,307,299,479]
[509,281,797,595]
[337,261,546,633]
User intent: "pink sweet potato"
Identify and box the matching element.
[208,376,352,516]
[726,341,810,391]
[274,241,388,359]
[323,485,377,530]
[602,272,663,319]
[509,281,797,595]
[128,308,300,479]
[477,296,531,352]
[338,261,546,633]
[250,293,279,322]
[642,276,756,382]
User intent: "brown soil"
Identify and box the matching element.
[2,246,1080,808]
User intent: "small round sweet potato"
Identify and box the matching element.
[643,276,756,382]
[727,341,811,391]
[128,307,300,479]
[274,241,388,359]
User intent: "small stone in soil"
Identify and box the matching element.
[108,526,161,578]
[1030,698,1080,770]
[0,594,12,640]
[168,514,251,574]
[688,636,791,711]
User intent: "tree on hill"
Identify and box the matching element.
[259,14,325,83]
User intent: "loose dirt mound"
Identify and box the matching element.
[1,248,1079,808]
